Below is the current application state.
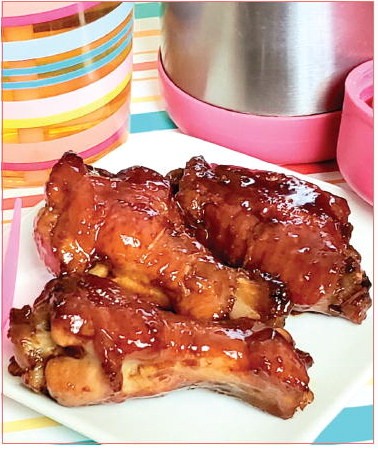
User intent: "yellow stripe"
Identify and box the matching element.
[132,94,161,103]
[4,72,131,129]
[133,76,158,82]
[366,378,373,386]
[134,50,158,56]
[3,417,61,433]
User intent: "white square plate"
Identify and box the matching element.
[3,131,373,443]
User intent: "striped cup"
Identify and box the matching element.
[2,1,133,187]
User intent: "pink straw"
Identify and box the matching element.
[2,198,22,331]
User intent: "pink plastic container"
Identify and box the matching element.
[158,54,342,165]
[337,60,373,205]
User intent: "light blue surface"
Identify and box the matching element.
[313,405,373,444]
[130,111,177,133]
[134,2,162,19]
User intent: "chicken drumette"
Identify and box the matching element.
[169,156,371,324]
[34,153,290,325]
[8,274,313,418]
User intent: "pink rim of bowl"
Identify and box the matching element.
[337,60,373,205]
[158,53,341,165]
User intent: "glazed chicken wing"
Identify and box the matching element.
[34,153,290,325]
[170,156,371,324]
[8,274,313,418]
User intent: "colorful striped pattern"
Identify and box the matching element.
[2,2,133,187]
[2,2,372,444]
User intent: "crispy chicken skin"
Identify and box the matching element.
[34,153,290,325]
[169,156,371,324]
[8,274,313,418]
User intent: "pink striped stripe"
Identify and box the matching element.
[133,61,158,72]
[2,124,128,171]
[2,2,100,27]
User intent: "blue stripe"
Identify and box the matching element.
[61,440,98,445]
[130,111,177,133]
[313,405,373,444]
[3,33,132,90]
[2,21,132,77]
[135,2,162,19]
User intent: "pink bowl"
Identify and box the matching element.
[158,53,342,165]
[337,60,373,205]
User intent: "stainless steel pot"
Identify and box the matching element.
[161,1,373,116]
